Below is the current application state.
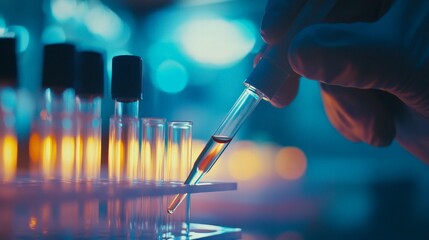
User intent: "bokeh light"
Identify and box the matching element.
[29,133,41,163]
[0,87,16,113]
[41,135,57,177]
[177,18,256,66]
[1,135,18,178]
[50,0,77,22]
[153,60,188,94]
[60,136,75,180]
[146,41,178,70]
[227,142,263,181]
[41,25,66,44]
[275,147,307,180]
[16,90,36,138]
[84,3,127,41]
[49,0,130,44]
[28,217,37,230]
[7,25,30,52]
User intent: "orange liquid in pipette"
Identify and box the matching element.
[167,135,231,214]
[186,135,231,184]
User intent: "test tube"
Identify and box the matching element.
[141,118,166,181]
[140,118,166,237]
[108,55,143,181]
[164,121,192,238]
[75,51,104,180]
[33,43,76,179]
[0,37,18,181]
[165,122,192,182]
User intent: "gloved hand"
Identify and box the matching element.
[261,0,429,163]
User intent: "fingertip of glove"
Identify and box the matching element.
[363,114,396,147]
[288,25,326,77]
[260,21,282,45]
[367,134,394,147]
[367,127,395,147]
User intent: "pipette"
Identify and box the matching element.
[167,85,263,213]
[167,0,337,214]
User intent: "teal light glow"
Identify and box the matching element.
[50,0,76,22]
[41,25,66,44]
[177,18,256,66]
[15,89,35,138]
[0,87,16,113]
[7,26,30,52]
[146,42,178,70]
[84,3,128,41]
[153,60,188,94]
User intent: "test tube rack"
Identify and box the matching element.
[0,173,241,239]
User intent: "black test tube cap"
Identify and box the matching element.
[75,51,104,97]
[0,37,18,87]
[42,43,76,90]
[111,55,143,101]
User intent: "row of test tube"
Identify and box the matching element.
[29,42,103,180]
[0,38,105,180]
[109,117,192,183]
[0,37,193,238]
[108,55,192,183]
[0,37,193,187]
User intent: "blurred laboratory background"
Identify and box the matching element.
[1,0,429,239]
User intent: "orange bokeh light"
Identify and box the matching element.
[28,217,37,230]
[29,133,41,163]
[227,142,262,181]
[275,147,307,180]
[61,136,75,180]
[41,136,57,177]
[1,134,18,180]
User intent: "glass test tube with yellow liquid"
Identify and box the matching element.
[35,43,77,179]
[75,51,104,180]
[108,55,143,181]
[0,37,18,181]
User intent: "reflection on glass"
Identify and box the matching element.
[60,202,79,226]
[127,137,139,178]
[108,197,163,238]
[0,38,18,181]
[141,118,166,181]
[165,122,192,182]
[108,117,140,181]
[18,201,101,236]
[28,217,37,230]
[0,134,17,181]
[140,118,166,236]
[61,136,75,180]
[29,133,41,164]
[75,97,102,179]
[30,89,76,179]
[0,86,17,181]
[41,135,56,178]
